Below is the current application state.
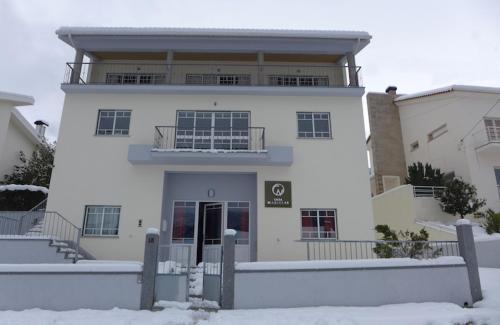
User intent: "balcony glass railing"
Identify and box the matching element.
[63,62,362,88]
[153,126,265,152]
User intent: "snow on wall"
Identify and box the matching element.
[0,184,49,194]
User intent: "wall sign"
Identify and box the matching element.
[265,181,292,208]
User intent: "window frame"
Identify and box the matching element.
[300,208,338,240]
[82,205,121,237]
[95,109,132,136]
[296,112,332,139]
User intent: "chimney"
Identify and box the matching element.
[385,86,397,97]
[34,120,49,138]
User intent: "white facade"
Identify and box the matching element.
[395,85,500,211]
[0,91,41,179]
[47,27,374,262]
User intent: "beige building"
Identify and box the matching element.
[0,91,44,180]
[47,27,375,262]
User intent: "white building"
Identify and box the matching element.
[47,27,375,262]
[0,91,44,180]
[368,85,500,238]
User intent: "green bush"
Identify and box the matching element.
[483,209,500,234]
[373,224,442,259]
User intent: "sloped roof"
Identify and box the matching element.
[395,85,500,102]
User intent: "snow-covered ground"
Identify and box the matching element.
[0,268,499,325]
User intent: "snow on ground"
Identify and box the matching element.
[0,268,499,325]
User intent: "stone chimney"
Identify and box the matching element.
[34,120,49,138]
[385,86,397,97]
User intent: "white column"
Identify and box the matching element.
[70,49,84,84]
[166,50,174,84]
[257,52,264,86]
[346,52,359,87]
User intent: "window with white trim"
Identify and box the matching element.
[83,206,120,236]
[297,112,332,138]
[96,110,131,135]
[301,209,337,239]
[269,75,329,87]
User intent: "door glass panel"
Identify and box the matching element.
[204,204,222,245]
[172,201,196,244]
[227,202,250,244]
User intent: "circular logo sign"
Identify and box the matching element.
[272,183,285,197]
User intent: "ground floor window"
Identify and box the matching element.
[227,202,250,244]
[172,201,196,244]
[301,209,337,239]
[83,206,120,236]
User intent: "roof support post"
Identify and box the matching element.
[257,52,264,86]
[70,49,84,84]
[346,52,359,87]
[166,50,174,84]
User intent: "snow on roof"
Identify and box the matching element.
[0,184,48,194]
[395,85,500,102]
[0,91,34,106]
[56,26,372,40]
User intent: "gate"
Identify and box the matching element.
[155,244,191,302]
[202,245,222,304]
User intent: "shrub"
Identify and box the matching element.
[483,209,500,234]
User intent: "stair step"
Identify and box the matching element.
[59,247,75,253]
[66,253,84,259]
[50,241,69,248]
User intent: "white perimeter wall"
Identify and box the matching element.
[47,92,374,261]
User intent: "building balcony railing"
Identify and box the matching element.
[63,62,362,88]
[152,126,265,152]
[473,119,500,152]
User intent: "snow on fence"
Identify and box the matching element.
[0,262,142,311]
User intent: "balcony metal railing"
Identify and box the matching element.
[486,126,500,142]
[63,62,362,88]
[153,126,265,152]
[413,186,446,198]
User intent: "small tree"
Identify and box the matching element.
[439,178,486,219]
[406,162,445,186]
[2,142,55,188]
[373,224,441,259]
[483,209,500,234]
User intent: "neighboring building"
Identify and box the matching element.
[47,27,375,262]
[0,91,45,180]
[368,85,500,237]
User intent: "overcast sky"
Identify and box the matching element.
[1,0,499,141]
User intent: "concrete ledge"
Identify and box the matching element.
[128,144,293,166]
[61,84,365,97]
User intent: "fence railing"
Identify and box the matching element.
[63,62,362,88]
[306,239,460,261]
[0,209,82,262]
[157,244,192,274]
[153,126,265,152]
[203,245,223,276]
[413,186,446,198]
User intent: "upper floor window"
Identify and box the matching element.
[297,112,332,138]
[427,124,447,142]
[484,118,500,142]
[269,75,329,87]
[106,73,166,85]
[185,74,251,86]
[301,209,337,239]
[83,205,120,236]
[96,110,131,135]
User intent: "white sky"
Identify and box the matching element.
[1,0,499,141]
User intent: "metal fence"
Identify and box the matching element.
[413,186,446,198]
[306,240,460,261]
[63,62,363,88]
[153,126,265,152]
[157,244,192,274]
[202,245,223,303]
[0,199,48,235]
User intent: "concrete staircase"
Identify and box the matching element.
[0,237,82,263]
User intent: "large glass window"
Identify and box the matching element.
[297,112,331,138]
[301,209,337,239]
[175,111,250,150]
[172,201,196,244]
[83,206,120,236]
[96,110,131,135]
[227,202,250,244]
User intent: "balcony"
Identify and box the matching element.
[153,126,265,152]
[63,62,362,89]
[473,118,500,154]
[128,126,293,166]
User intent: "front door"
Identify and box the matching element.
[203,203,224,246]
